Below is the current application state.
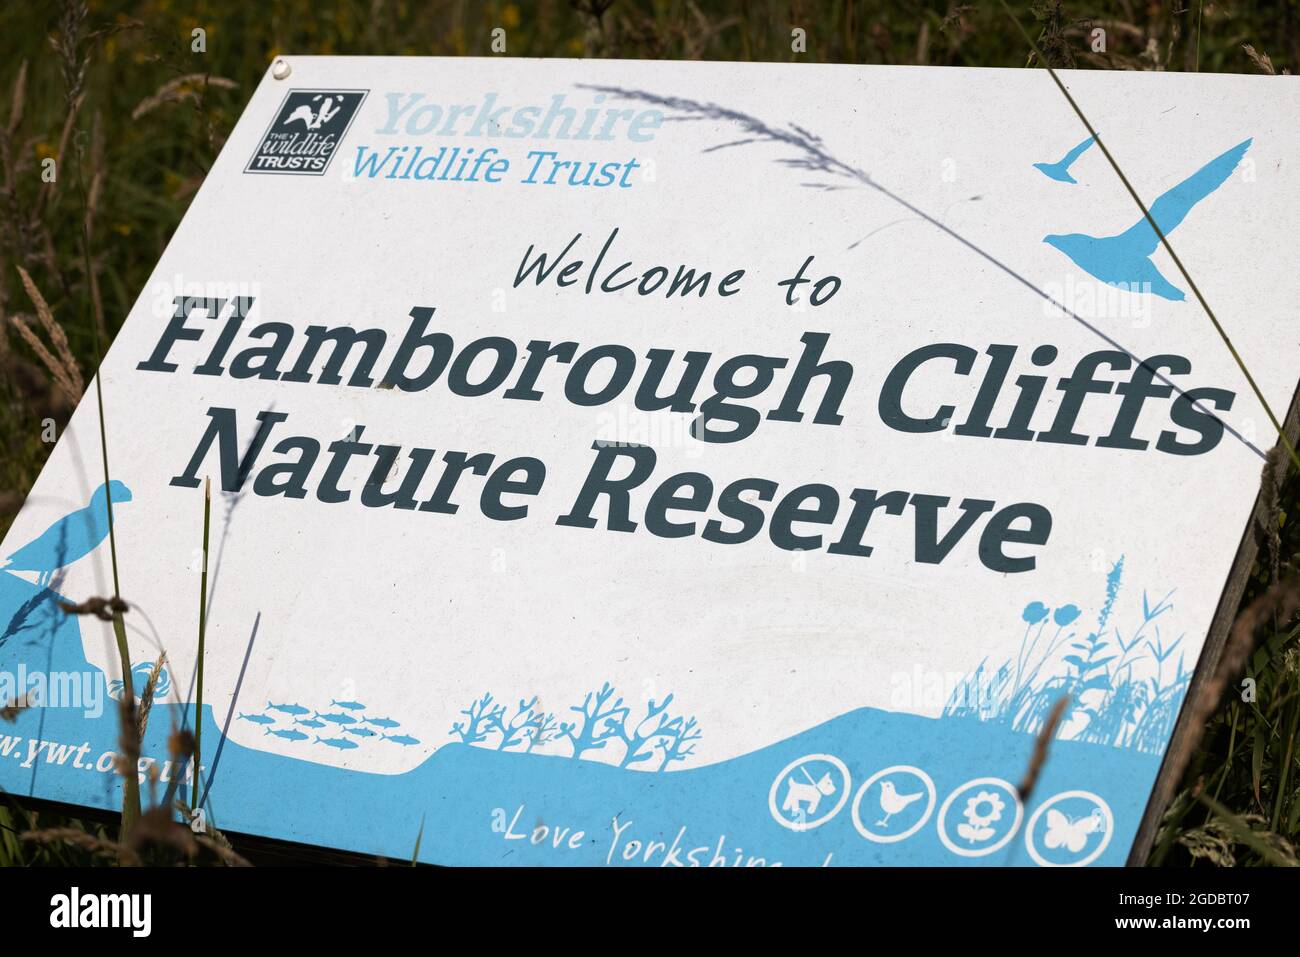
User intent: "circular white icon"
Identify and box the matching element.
[768,753,851,832]
[851,765,936,843]
[937,777,1024,857]
[1025,790,1114,867]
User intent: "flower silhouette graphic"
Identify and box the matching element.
[1022,602,1049,625]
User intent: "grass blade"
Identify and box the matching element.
[997,0,1300,474]
[410,813,425,866]
[193,476,210,811]
[1196,792,1297,867]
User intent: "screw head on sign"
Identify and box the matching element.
[272,58,291,80]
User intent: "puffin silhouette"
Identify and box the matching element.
[2,480,132,586]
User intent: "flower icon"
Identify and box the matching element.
[941,779,1024,857]
[964,790,1005,828]
[956,789,1005,843]
[1021,602,1049,624]
[1053,604,1081,626]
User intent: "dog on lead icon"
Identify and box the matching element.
[769,754,851,831]
[784,767,836,816]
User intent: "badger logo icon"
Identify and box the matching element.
[282,95,342,130]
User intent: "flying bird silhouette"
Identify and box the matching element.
[1,480,133,586]
[876,780,925,826]
[1033,134,1096,184]
[1043,138,1251,301]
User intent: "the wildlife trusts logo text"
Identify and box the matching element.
[245,88,367,175]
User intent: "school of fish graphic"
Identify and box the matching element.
[237,698,421,752]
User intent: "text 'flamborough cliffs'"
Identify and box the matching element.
[133,231,1239,574]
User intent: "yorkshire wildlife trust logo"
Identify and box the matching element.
[245,88,367,175]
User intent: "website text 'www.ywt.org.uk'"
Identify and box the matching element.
[0,731,202,786]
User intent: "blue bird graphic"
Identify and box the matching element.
[1043,138,1251,301]
[1,481,133,586]
[1033,134,1096,183]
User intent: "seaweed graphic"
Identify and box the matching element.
[487,696,545,752]
[449,692,505,746]
[944,557,1188,754]
[615,693,689,769]
[525,710,560,753]
[656,715,702,771]
[447,682,703,771]
[559,681,628,760]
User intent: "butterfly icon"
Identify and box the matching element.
[1044,807,1107,853]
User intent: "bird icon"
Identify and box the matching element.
[1033,134,1096,184]
[876,779,925,827]
[1,480,133,586]
[1043,138,1251,301]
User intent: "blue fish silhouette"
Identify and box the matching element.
[1044,138,1251,301]
[343,726,377,738]
[332,699,366,711]
[2,481,133,586]
[267,701,311,716]
[317,711,357,725]
[265,727,309,742]
[1034,135,1096,184]
[382,733,420,746]
[315,736,359,751]
[363,716,400,729]
[294,717,326,729]
[239,712,276,725]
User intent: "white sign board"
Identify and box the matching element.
[2,57,1297,866]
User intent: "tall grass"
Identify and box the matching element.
[944,561,1194,759]
[192,476,209,811]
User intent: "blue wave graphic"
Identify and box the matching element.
[0,570,1160,865]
